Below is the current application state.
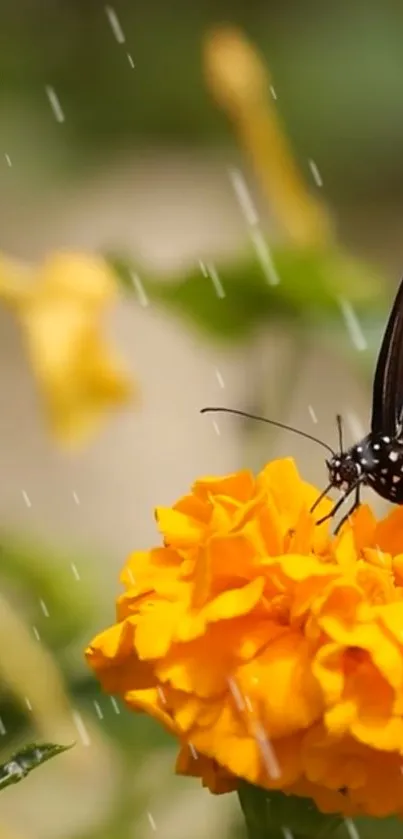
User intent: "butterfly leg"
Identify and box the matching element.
[334,484,361,534]
[310,481,333,514]
[315,479,362,527]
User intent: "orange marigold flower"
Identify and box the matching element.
[86,458,403,818]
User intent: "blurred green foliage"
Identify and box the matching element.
[1,2,403,200]
[239,782,343,839]
[108,242,387,389]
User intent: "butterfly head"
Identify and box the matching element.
[326,451,361,493]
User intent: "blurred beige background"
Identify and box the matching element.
[1,3,403,837]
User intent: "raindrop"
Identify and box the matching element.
[45,86,65,123]
[72,710,91,746]
[105,5,125,43]
[39,599,49,618]
[206,263,225,299]
[338,298,367,351]
[21,490,31,508]
[71,563,81,581]
[229,167,259,227]
[130,271,149,307]
[250,229,280,285]
[215,368,225,389]
[308,159,323,187]
[110,697,120,714]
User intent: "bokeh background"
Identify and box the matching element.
[1,2,403,838]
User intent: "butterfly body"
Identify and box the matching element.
[327,433,403,505]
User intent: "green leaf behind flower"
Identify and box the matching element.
[238,782,343,839]
[107,245,384,343]
[0,742,73,791]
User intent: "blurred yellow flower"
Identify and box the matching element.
[203,27,333,248]
[87,458,403,817]
[0,251,134,445]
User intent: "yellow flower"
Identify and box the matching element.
[86,458,403,818]
[0,251,134,445]
[203,27,333,248]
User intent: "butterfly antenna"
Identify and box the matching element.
[336,414,344,453]
[200,407,335,455]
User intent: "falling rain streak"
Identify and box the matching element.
[344,819,360,839]
[250,228,280,285]
[71,563,80,581]
[215,368,225,389]
[228,677,246,711]
[72,710,91,746]
[22,490,31,508]
[251,719,281,779]
[45,86,65,123]
[147,812,157,831]
[4,154,12,167]
[308,405,318,424]
[130,271,149,307]
[93,700,103,720]
[338,298,367,351]
[206,262,225,298]
[39,599,49,617]
[229,167,259,227]
[308,159,323,187]
[157,686,167,704]
[345,410,365,443]
[105,5,125,43]
[110,697,120,714]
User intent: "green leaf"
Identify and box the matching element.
[107,245,385,344]
[238,782,343,839]
[0,741,73,791]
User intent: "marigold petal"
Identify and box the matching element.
[125,687,179,735]
[204,577,265,622]
[155,508,206,548]
[135,601,185,659]
[85,621,156,693]
[375,506,403,555]
[192,471,255,503]
[312,643,345,705]
[175,745,237,793]
[237,632,323,738]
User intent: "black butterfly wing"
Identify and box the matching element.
[371,276,403,435]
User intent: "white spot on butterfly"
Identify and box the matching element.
[373,443,380,451]
[389,451,399,462]
[393,475,401,484]
[383,436,391,444]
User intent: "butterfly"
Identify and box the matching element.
[201,275,403,532]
